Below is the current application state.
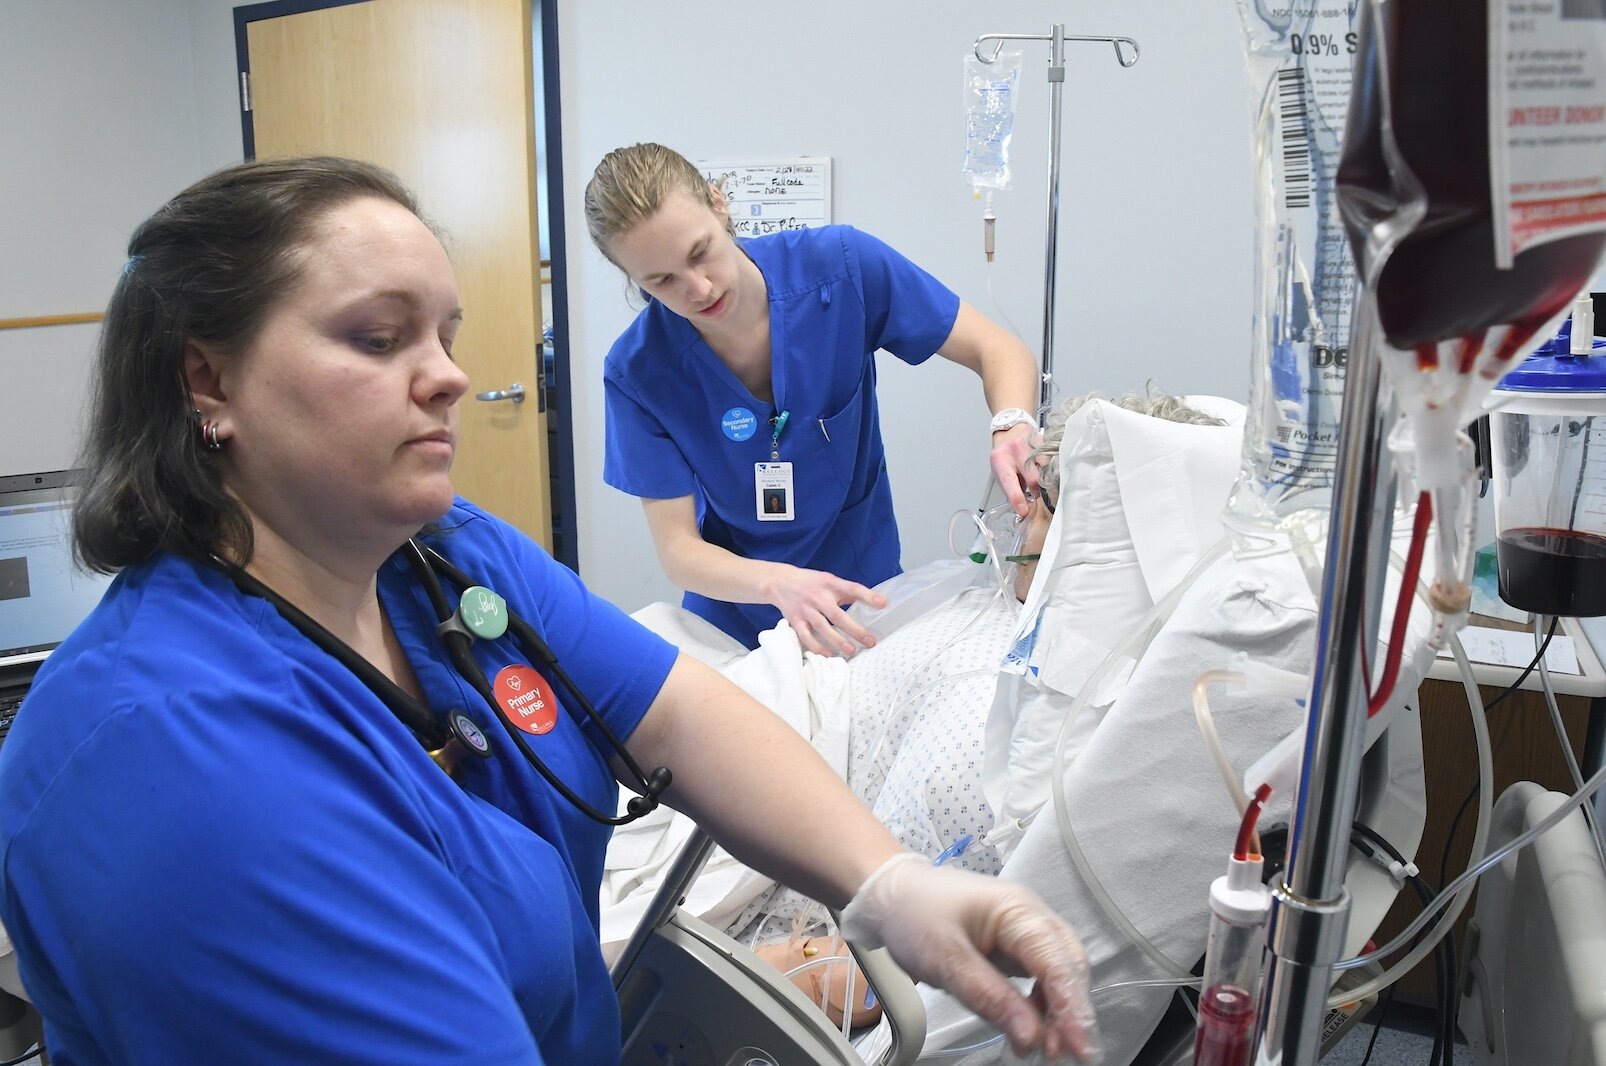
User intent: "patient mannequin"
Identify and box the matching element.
[728,390,1225,1027]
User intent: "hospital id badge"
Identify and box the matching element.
[755,462,795,521]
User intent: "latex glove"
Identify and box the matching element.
[842,852,1099,1063]
[990,422,1042,518]
[766,565,885,658]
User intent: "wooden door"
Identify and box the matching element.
[244,0,552,547]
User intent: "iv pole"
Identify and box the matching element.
[1252,293,1398,1065]
[972,26,1139,410]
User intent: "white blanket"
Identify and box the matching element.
[913,546,1433,1064]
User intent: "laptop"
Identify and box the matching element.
[0,471,115,737]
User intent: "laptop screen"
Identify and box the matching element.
[0,472,114,669]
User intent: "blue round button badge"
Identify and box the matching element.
[722,407,758,442]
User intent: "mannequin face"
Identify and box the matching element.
[1013,487,1056,602]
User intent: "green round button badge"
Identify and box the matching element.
[458,585,509,639]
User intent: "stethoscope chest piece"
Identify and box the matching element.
[449,710,495,759]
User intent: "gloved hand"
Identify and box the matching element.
[841,852,1099,1063]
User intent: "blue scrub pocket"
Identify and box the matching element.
[817,375,871,493]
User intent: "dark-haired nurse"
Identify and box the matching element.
[587,143,1042,656]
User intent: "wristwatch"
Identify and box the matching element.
[989,407,1038,434]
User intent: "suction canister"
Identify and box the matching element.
[1487,311,1606,618]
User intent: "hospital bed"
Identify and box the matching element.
[1460,782,1606,1066]
[607,397,1437,1064]
[610,685,1423,1066]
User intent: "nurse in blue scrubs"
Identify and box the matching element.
[0,156,1099,1066]
[587,143,1043,655]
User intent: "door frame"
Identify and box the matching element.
[232,0,581,571]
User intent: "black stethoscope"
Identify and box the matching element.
[220,539,672,826]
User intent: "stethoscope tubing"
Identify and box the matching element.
[403,540,669,825]
[216,543,671,827]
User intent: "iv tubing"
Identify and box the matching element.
[1534,614,1606,873]
[1368,492,1431,716]
[780,949,859,1036]
[1236,783,1274,859]
[1317,553,1493,1006]
[1193,671,1254,818]
[1050,537,1232,982]
[1342,754,1606,971]
[1330,632,1493,995]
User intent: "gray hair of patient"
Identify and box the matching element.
[73,156,425,574]
[1030,388,1226,505]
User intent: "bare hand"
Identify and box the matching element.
[767,566,885,657]
[841,853,1099,1063]
[990,422,1042,518]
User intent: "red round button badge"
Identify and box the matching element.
[493,664,557,736]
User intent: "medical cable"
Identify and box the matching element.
[1348,748,1604,981]
[1353,985,1397,1066]
[1324,631,1492,1008]
[1349,823,1457,1066]
[1191,495,1428,836]
[1047,537,1233,986]
[865,665,999,796]
[1041,524,1478,1011]
[1190,496,1432,877]
[406,542,672,825]
[1183,531,1484,1011]
[1533,613,1606,872]
[1337,745,1606,975]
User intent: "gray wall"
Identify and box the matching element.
[1,0,204,474]
[19,2,1601,613]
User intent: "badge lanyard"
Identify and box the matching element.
[755,409,795,522]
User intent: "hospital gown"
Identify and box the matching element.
[728,583,1014,941]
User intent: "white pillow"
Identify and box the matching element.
[982,396,1246,851]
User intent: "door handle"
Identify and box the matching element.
[475,383,526,405]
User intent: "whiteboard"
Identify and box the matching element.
[696,157,833,237]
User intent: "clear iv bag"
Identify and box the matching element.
[964,50,1023,192]
[1222,4,1364,550]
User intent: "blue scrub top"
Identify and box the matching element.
[0,500,678,1065]
[604,224,961,647]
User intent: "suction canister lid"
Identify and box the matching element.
[1487,344,1606,416]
